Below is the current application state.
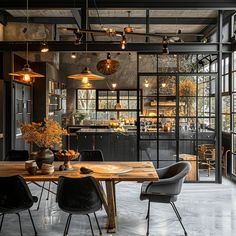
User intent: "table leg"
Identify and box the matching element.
[105,180,117,233]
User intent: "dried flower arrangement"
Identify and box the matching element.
[21,119,67,149]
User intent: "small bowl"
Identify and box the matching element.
[25,160,37,170]
[41,164,54,175]
[27,166,37,175]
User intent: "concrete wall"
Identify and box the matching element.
[59,52,138,115]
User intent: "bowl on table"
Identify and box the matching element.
[55,150,80,170]
[41,163,54,175]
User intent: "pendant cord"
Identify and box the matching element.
[85,0,88,63]
[26,0,29,65]
[93,0,103,30]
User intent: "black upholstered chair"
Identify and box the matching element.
[56,176,103,236]
[0,175,38,236]
[79,150,104,179]
[140,161,191,236]
[5,150,47,210]
[79,150,104,162]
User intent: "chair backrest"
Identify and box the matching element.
[158,161,191,195]
[56,176,102,214]
[0,175,34,212]
[79,150,104,162]
[6,150,29,161]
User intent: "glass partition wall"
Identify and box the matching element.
[137,53,218,182]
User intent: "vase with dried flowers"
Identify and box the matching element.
[21,119,67,168]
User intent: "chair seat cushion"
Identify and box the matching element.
[140,182,178,203]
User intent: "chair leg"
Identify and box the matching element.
[170,202,188,236]
[145,200,150,220]
[37,181,45,211]
[28,209,37,235]
[171,202,182,220]
[16,213,23,236]
[0,214,4,232]
[87,214,94,236]
[94,213,102,235]
[46,182,51,200]
[146,200,150,236]
[63,214,72,236]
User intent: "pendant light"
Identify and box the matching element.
[96,53,120,75]
[124,11,133,33]
[67,0,104,84]
[9,0,44,82]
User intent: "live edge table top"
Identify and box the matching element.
[0,161,159,182]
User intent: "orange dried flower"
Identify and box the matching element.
[21,119,67,149]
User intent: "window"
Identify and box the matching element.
[76,89,96,119]
[76,89,140,120]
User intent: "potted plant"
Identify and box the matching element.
[21,119,67,168]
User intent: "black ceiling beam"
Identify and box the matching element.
[71,9,82,27]
[146,10,150,43]
[199,10,235,37]
[1,0,236,10]
[89,17,217,25]
[0,41,231,53]
[6,16,217,25]
[7,16,77,25]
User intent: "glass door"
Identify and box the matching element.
[137,53,218,182]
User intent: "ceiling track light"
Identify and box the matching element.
[40,41,49,53]
[120,35,127,50]
[74,31,83,45]
[162,36,169,55]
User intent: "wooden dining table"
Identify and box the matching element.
[0,161,159,233]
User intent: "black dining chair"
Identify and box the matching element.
[5,149,48,211]
[79,150,104,162]
[140,161,191,236]
[0,175,38,236]
[56,176,103,236]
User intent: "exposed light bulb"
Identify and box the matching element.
[82,77,89,84]
[40,41,49,53]
[23,74,31,82]
[144,80,149,88]
[120,35,126,50]
[112,83,117,89]
[162,83,167,88]
[71,52,77,59]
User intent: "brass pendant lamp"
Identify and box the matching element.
[67,0,104,85]
[96,53,120,75]
[9,0,44,83]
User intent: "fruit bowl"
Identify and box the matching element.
[55,150,80,170]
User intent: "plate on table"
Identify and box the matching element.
[92,165,133,174]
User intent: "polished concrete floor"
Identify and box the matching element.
[1,178,236,236]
